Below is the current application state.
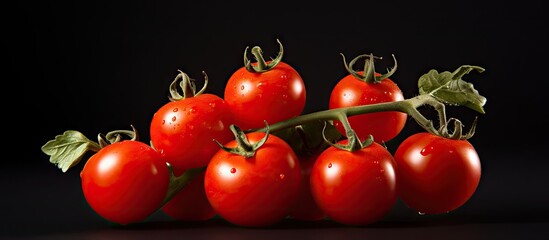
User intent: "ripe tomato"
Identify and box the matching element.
[161,170,216,221]
[288,152,326,221]
[80,140,170,225]
[393,132,481,214]
[329,55,406,143]
[204,132,301,227]
[310,140,398,226]
[150,92,234,173]
[224,40,306,130]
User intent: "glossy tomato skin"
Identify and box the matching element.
[204,132,302,227]
[161,170,216,221]
[310,140,398,226]
[288,153,326,221]
[394,132,481,214]
[329,73,407,143]
[80,140,170,225]
[150,93,234,172]
[224,61,306,130]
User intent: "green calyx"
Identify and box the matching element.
[244,39,284,73]
[341,53,398,84]
[437,117,478,140]
[321,115,374,152]
[168,70,208,101]
[97,124,139,148]
[214,122,271,158]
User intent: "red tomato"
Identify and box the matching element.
[310,140,398,226]
[161,170,216,221]
[288,153,326,221]
[224,44,306,130]
[393,132,481,214]
[80,140,170,225]
[204,132,301,227]
[329,72,407,143]
[150,93,234,172]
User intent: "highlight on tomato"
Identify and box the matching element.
[393,128,481,215]
[81,140,170,225]
[204,124,302,227]
[224,39,306,130]
[41,126,170,225]
[310,127,398,226]
[150,70,234,173]
[329,53,407,144]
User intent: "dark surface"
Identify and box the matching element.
[4,1,548,239]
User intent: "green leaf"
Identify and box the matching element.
[418,65,487,114]
[41,130,99,172]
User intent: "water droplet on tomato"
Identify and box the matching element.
[172,116,176,122]
[230,168,236,174]
[173,108,178,112]
[280,75,287,79]
[282,94,288,99]
[420,145,434,156]
[209,102,216,108]
[257,82,265,88]
[190,107,197,113]
[188,125,194,130]
[279,173,285,180]
[328,163,332,168]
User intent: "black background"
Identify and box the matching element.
[4,1,548,239]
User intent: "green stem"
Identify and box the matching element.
[249,94,444,135]
[251,46,268,70]
[162,166,206,206]
[161,94,453,207]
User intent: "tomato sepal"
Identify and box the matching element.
[214,123,270,158]
[341,53,397,84]
[168,70,208,101]
[244,39,284,73]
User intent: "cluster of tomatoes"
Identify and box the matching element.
[46,40,482,227]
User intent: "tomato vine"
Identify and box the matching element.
[41,39,487,226]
